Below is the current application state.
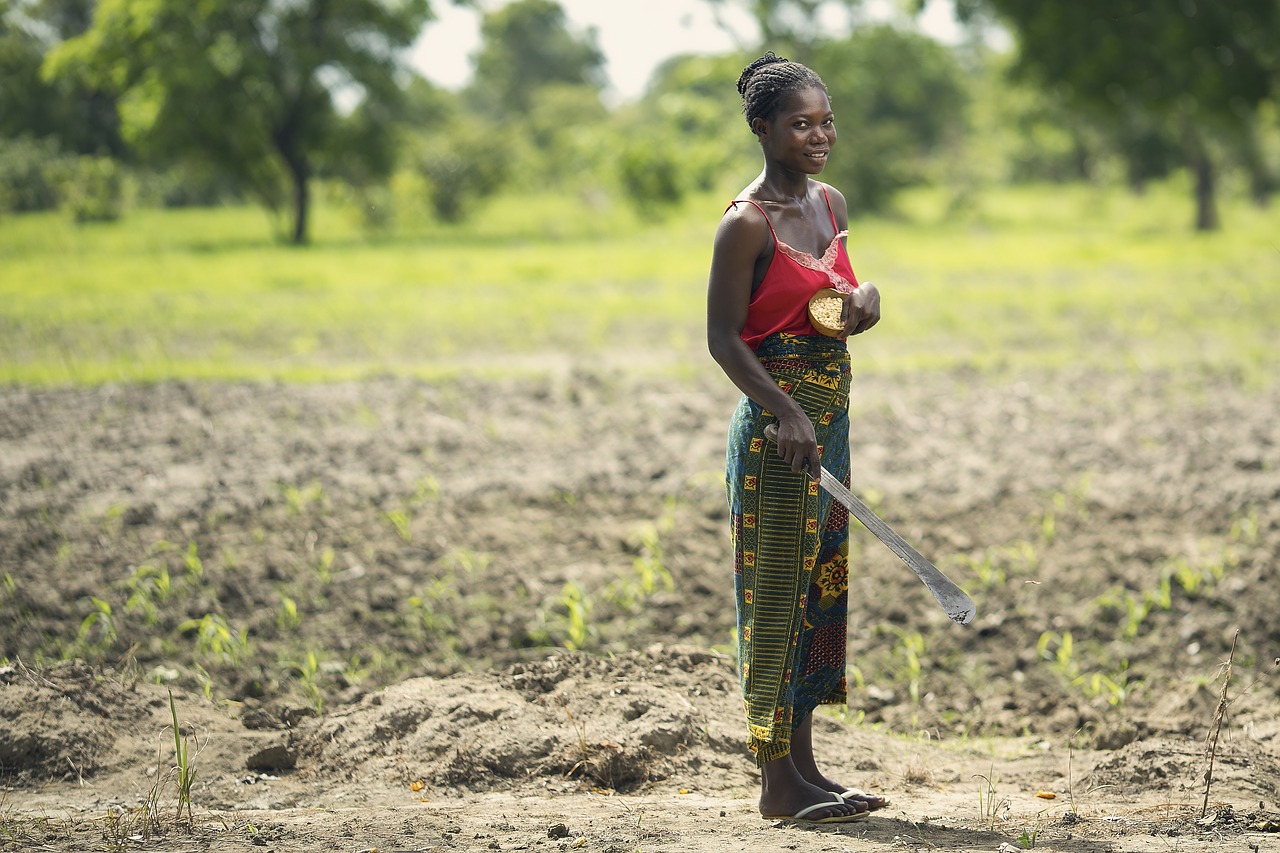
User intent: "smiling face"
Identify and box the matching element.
[752,85,836,175]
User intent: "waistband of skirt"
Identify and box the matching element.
[754,332,849,362]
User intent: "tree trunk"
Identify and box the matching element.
[1188,137,1219,232]
[288,157,310,246]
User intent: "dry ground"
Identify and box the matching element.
[2,364,1279,852]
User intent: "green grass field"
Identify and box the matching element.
[2,178,1277,385]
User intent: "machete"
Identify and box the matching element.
[764,423,975,625]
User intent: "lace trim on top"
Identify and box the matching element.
[775,231,855,291]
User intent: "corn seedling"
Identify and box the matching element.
[560,581,592,651]
[413,475,440,504]
[276,595,301,630]
[288,650,325,714]
[168,690,197,828]
[77,596,118,655]
[882,625,926,704]
[182,541,204,580]
[385,509,412,542]
[312,546,336,584]
[1036,507,1056,546]
[1073,665,1130,707]
[446,547,492,575]
[407,576,459,639]
[123,563,172,626]
[100,503,126,542]
[179,613,249,666]
[279,481,325,514]
[1037,630,1075,679]
[974,766,1009,829]
[1230,507,1259,546]
[958,549,1004,589]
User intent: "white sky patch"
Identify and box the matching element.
[410,0,980,104]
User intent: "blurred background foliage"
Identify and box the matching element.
[1,0,1277,242]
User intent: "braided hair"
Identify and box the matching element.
[736,52,827,129]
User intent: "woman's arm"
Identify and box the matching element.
[825,184,880,337]
[707,204,822,478]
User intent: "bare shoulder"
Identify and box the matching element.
[819,182,850,229]
[714,197,771,251]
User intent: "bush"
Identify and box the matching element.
[418,134,507,223]
[0,136,68,213]
[132,162,245,208]
[63,155,125,222]
[616,138,683,216]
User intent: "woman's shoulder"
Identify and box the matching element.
[816,181,850,228]
[719,190,772,234]
[714,191,774,259]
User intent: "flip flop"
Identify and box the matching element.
[839,788,890,811]
[763,792,870,824]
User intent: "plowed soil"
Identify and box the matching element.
[2,365,1279,852]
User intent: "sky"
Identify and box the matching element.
[410,0,970,105]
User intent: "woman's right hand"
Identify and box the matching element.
[773,414,821,479]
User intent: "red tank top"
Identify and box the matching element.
[728,185,860,350]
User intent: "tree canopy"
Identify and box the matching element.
[45,0,435,243]
[0,0,122,156]
[950,0,1280,229]
[468,0,605,118]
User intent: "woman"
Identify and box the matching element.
[706,52,885,824]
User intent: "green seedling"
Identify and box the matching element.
[169,690,197,827]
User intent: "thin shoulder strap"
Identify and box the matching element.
[819,184,839,231]
[726,199,779,242]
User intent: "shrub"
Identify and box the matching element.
[63,155,125,222]
[0,135,68,213]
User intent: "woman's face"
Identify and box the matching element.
[754,85,836,174]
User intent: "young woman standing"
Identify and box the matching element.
[706,52,886,825]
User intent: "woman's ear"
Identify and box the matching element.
[750,117,768,140]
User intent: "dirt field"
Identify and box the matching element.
[2,363,1279,852]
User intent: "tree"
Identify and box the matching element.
[467,0,605,118]
[45,0,436,243]
[0,0,123,156]
[944,0,1280,230]
[813,25,968,213]
[610,53,753,213]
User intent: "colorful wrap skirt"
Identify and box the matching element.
[725,332,852,765]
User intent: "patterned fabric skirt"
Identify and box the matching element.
[725,333,852,765]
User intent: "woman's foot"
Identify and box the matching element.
[788,715,890,812]
[760,755,865,823]
[837,787,890,811]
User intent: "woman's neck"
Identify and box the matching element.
[755,170,812,206]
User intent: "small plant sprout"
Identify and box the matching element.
[168,690,198,828]
[179,613,250,667]
[277,595,301,630]
[182,541,204,580]
[289,650,324,714]
[974,766,1009,829]
[385,509,412,542]
[77,596,118,655]
[559,581,592,651]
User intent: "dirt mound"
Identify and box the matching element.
[304,646,744,794]
[0,660,130,780]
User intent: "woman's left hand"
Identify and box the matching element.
[842,281,880,336]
